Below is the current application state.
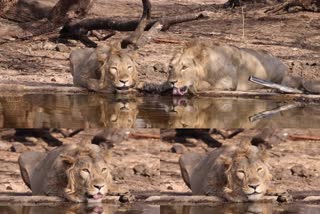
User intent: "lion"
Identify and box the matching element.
[179,143,272,202]
[70,45,138,93]
[18,144,113,203]
[168,41,319,95]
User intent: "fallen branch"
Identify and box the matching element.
[249,76,304,94]
[129,132,161,139]
[60,11,210,47]
[249,103,304,122]
[288,134,320,141]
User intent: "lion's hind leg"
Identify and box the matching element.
[18,152,46,189]
[179,152,205,189]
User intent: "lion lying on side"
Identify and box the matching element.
[168,42,319,95]
[70,45,138,93]
[179,143,272,202]
[18,144,112,203]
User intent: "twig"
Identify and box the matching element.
[241,6,245,41]
[288,134,320,141]
[249,76,304,94]
[152,38,183,44]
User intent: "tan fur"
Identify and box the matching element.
[18,144,112,203]
[179,143,272,202]
[168,41,298,95]
[70,45,138,93]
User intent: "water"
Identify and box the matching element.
[1,203,320,214]
[0,203,159,214]
[0,94,319,128]
[161,203,320,214]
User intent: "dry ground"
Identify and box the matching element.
[0,0,319,87]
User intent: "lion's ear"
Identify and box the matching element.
[220,155,232,170]
[60,154,76,168]
[96,45,112,64]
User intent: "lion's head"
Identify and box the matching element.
[59,144,112,203]
[98,47,138,93]
[168,42,209,96]
[221,144,272,201]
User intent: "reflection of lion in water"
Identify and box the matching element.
[179,143,272,202]
[168,41,319,95]
[168,97,272,128]
[70,46,138,93]
[18,144,112,202]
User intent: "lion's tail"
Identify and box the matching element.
[179,152,204,189]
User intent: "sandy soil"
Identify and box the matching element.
[1,128,320,201]
[0,0,319,87]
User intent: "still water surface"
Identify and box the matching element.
[161,203,320,214]
[0,94,319,128]
[0,204,159,214]
[1,203,320,214]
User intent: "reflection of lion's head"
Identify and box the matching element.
[60,145,112,203]
[168,42,210,96]
[220,144,272,201]
[106,98,139,128]
[98,47,138,93]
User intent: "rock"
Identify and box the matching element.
[171,143,187,154]
[153,63,166,73]
[10,143,28,153]
[119,192,135,203]
[291,165,312,178]
[167,185,173,190]
[276,192,293,203]
[55,44,69,52]
[133,164,153,177]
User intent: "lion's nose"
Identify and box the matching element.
[120,79,128,84]
[248,184,260,190]
[94,184,104,190]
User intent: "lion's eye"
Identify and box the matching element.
[82,169,90,174]
[127,65,133,71]
[181,65,188,70]
[101,168,107,172]
[257,167,263,172]
[110,67,117,74]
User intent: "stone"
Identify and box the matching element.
[171,143,187,154]
[55,44,69,52]
[10,143,28,153]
